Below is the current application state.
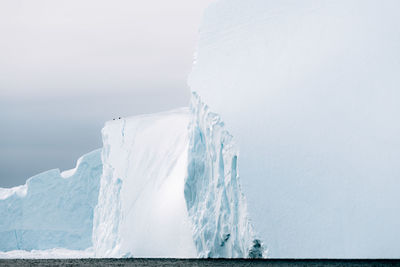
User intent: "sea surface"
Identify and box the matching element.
[0,259,399,267]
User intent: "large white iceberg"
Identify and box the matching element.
[0,109,260,258]
[189,0,400,258]
[92,108,260,258]
[2,0,400,259]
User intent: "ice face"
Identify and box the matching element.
[0,149,102,252]
[189,0,400,258]
[186,93,264,258]
[92,107,261,258]
[0,106,262,258]
[92,109,197,258]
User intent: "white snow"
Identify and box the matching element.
[0,149,102,253]
[189,0,400,258]
[0,185,27,200]
[0,248,94,259]
[60,156,84,178]
[92,109,197,258]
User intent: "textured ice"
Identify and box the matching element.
[189,0,400,258]
[0,107,260,258]
[8,0,399,258]
[92,108,260,258]
[185,93,264,258]
[0,149,102,252]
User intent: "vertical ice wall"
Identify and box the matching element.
[92,106,263,258]
[0,149,102,252]
[92,109,197,258]
[189,0,400,258]
[185,93,264,258]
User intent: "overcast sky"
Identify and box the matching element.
[0,0,214,187]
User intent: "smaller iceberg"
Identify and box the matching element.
[0,149,102,252]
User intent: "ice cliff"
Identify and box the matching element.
[92,108,260,258]
[92,109,196,258]
[186,93,263,258]
[0,107,260,258]
[3,0,398,259]
[0,150,102,252]
[189,0,400,258]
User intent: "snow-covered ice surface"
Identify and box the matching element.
[93,109,197,258]
[0,149,102,253]
[189,0,400,258]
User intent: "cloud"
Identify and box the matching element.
[0,0,214,187]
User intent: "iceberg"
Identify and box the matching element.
[185,94,263,258]
[0,149,102,252]
[92,108,261,258]
[92,109,197,258]
[189,0,400,258]
[0,108,261,258]
[2,0,398,259]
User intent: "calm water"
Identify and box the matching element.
[0,259,399,267]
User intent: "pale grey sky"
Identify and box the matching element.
[0,0,214,187]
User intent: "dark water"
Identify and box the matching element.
[1,259,400,267]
